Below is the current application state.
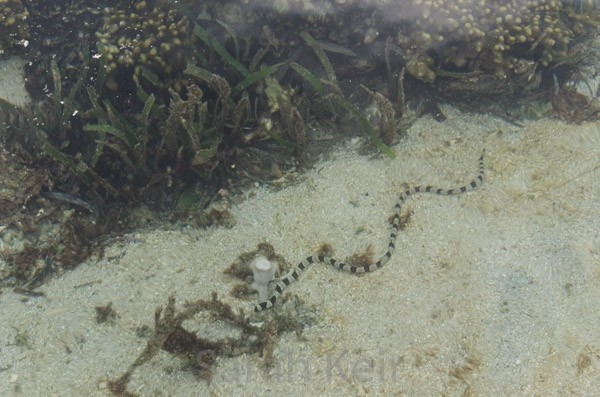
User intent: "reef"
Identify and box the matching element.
[393,0,595,81]
[0,0,598,289]
[193,0,599,95]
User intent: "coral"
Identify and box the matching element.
[95,0,190,90]
[392,0,596,82]
[204,0,598,95]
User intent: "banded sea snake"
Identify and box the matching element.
[254,151,485,312]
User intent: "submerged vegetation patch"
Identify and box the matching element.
[0,0,598,337]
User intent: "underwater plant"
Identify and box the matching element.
[1,0,597,290]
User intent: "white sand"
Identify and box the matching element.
[0,56,30,107]
[1,105,599,395]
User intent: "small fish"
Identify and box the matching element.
[43,191,98,214]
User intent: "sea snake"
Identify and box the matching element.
[254,151,485,312]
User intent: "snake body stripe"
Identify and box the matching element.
[254,151,485,312]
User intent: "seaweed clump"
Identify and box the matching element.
[0,0,29,54]
[0,98,120,289]
[95,301,119,324]
[551,86,600,122]
[108,292,317,394]
[224,242,291,300]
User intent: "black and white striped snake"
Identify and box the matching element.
[254,151,485,312]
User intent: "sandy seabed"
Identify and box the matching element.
[1,105,599,396]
